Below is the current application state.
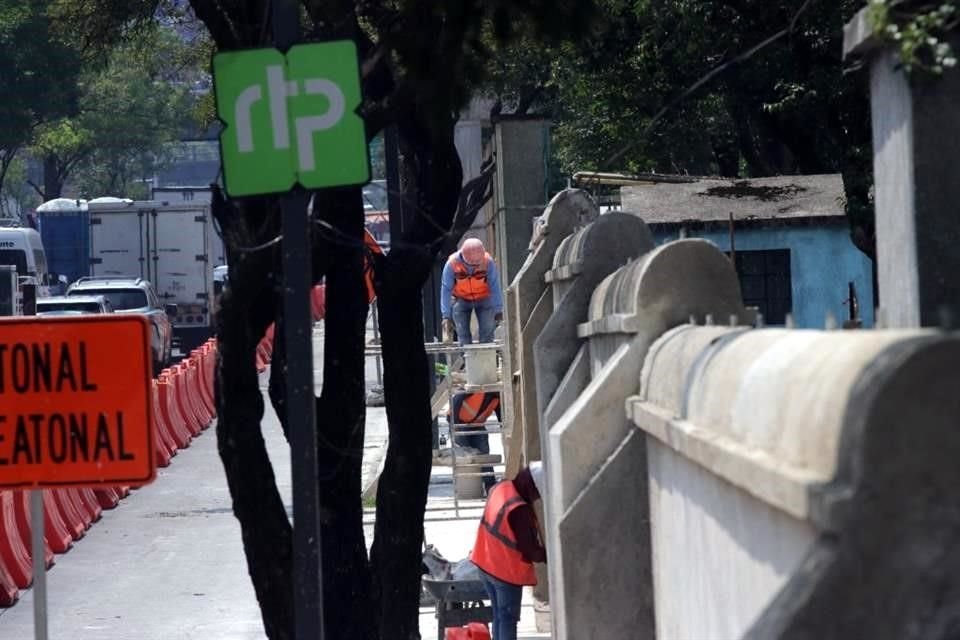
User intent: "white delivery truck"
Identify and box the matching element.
[0,225,52,307]
[86,198,220,353]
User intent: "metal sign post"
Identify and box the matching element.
[273,2,321,639]
[212,4,370,636]
[30,491,47,640]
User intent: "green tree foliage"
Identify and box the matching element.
[29,25,200,200]
[0,0,83,192]
[485,0,876,256]
[867,0,958,74]
[0,157,41,218]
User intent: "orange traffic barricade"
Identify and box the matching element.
[193,352,216,419]
[76,489,103,525]
[172,366,203,437]
[185,361,212,429]
[40,492,73,553]
[151,381,174,467]
[0,492,32,588]
[12,493,54,568]
[157,372,192,450]
[93,488,121,510]
[0,558,17,607]
[51,490,87,541]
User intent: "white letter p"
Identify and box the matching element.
[295,79,346,172]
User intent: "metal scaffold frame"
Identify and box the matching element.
[365,339,505,519]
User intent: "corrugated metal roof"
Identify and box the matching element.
[621,174,844,225]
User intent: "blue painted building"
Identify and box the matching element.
[622,174,875,328]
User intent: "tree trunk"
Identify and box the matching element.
[212,192,295,639]
[369,118,463,639]
[369,251,436,639]
[312,188,375,639]
[43,155,62,200]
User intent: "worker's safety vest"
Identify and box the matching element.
[452,392,500,425]
[470,481,537,586]
[449,252,492,302]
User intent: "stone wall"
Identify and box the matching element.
[505,189,960,638]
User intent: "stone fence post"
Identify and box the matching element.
[546,240,746,639]
[844,10,960,327]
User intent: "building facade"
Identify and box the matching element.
[623,174,875,328]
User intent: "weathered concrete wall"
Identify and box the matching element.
[500,189,598,476]
[630,327,960,638]
[652,226,875,328]
[547,240,747,640]
[535,212,655,452]
[494,118,551,285]
[647,437,815,639]
[845,11,960,327]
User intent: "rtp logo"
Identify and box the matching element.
[213,41,369,197]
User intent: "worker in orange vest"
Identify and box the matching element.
[449,391,501,494]
[440,238,503,345]
[470,463,546,640]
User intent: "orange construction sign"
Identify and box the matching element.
[0,315,155,489]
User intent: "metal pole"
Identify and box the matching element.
[728,212,736,264]
[272,2,324,638]
[30,491,47,640]
[371,302,382,387]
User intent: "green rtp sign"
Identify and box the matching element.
[213,40,369,197]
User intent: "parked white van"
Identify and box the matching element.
[0,225,49,290]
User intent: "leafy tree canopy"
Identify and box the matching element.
[28,22,203,200]
[484,0,875,255]
[0,0,84,188]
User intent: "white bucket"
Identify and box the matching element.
[465,350,498,386]
[454,466,485,500]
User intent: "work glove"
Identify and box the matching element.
[494,312,504,325]
[441,318,456,343]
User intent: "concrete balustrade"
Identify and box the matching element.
[535,212,654,448]
[498,191,960,639]
[545,239,747,640]
[501,189,598,477]
[628,327,960,638]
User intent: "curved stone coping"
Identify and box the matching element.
[629,327,942,521]
[526,188,599,255]
[543,211,652,286]
[543,261,583,284]
[578,239,745,338]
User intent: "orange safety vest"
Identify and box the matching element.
[363,229,383,303]
[470,481,537,586]
[453,392,500,425]
[449,252,492,302]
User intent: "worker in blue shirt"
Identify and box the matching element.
[440,238,503,345]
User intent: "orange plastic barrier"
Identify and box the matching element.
[445,623,491,640]
[181,361,210,430]
[172,366,204,436]
[188,358,213,425]
[76,489,103,525]
[12,493,54,568]
[194,350,216,418]
[52,490,87,541]
[157,373,192,449]
[0,559,17,607]
[311,285,326,320]
[151,381,174,467]
[202,341,216,404]
[255,340,270,372]
[93,488,121,510]
[40,491,73,553]
[0,492,31,588]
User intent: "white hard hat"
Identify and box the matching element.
[528,461,544,495]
